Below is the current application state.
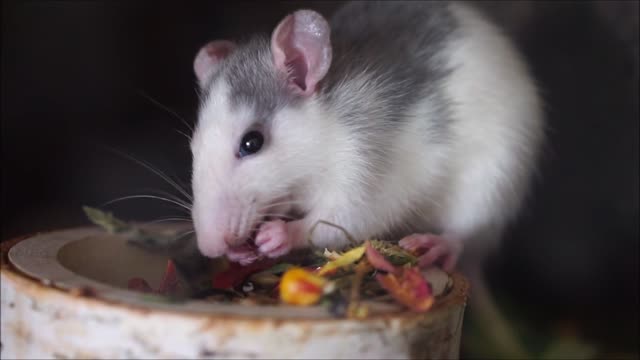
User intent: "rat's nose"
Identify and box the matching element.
[192,191,247,257]
[196,230,228,258]
[193,207,233,258]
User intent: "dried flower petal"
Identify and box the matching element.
[317,245,366,276]
[211,259,275,289]
[157,259,179,295]
[128,278,153,293]
[365,241,397,274]
[368,239,418,265]
[375,267,434,312]
[280,267,328,306]
[347,260,371,319]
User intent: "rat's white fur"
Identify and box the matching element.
[191,4,543,354]
[259,3,544,256]
[191,79,357,256]
[191,2,543,266]
[440,3,544,255]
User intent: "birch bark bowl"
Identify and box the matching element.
[1,226,469,359]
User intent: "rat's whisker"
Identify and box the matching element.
[194,86,204,104]
[177,229,196,237]
[141,188,193,211]
[145,217,193,225]
[132,158,192,202]
[102,195,192,213]
[105,147,193,202]
[175,128,192,142]
[137,89,194,132]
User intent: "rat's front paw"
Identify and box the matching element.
[399,233,462,272]
[255,219,294,258]
[226,244,260,265]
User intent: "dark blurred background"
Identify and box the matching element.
[2,0,638,358]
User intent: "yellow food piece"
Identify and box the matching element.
[317,246,366,276]
[280,267,328,306]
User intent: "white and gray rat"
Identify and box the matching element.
[190,0,544,313]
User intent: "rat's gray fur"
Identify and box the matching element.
[207,1,460,183]
[207,1,459,145]
[323,1,458,132]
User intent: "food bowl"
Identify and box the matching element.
[1,226,468,359]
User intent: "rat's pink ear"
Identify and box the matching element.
[194,40,236,88]
[271,10,332,96]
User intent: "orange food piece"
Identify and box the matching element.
[280,267,328,306]
[375,267,434,312]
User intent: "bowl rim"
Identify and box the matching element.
[1,226,469,324]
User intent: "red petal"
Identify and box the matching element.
[157,259,179,295]
[128,278,153,293]
[365,241,397,274]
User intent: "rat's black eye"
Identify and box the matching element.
[239,130,264,157]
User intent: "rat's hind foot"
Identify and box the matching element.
[399,233,462,272]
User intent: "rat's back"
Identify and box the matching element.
[320,0,545,254]
[321,1,458,126]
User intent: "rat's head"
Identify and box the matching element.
[190,10,333,257]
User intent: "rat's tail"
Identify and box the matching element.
[462,265,529,359]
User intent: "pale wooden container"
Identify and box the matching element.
[1,226,468,359]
